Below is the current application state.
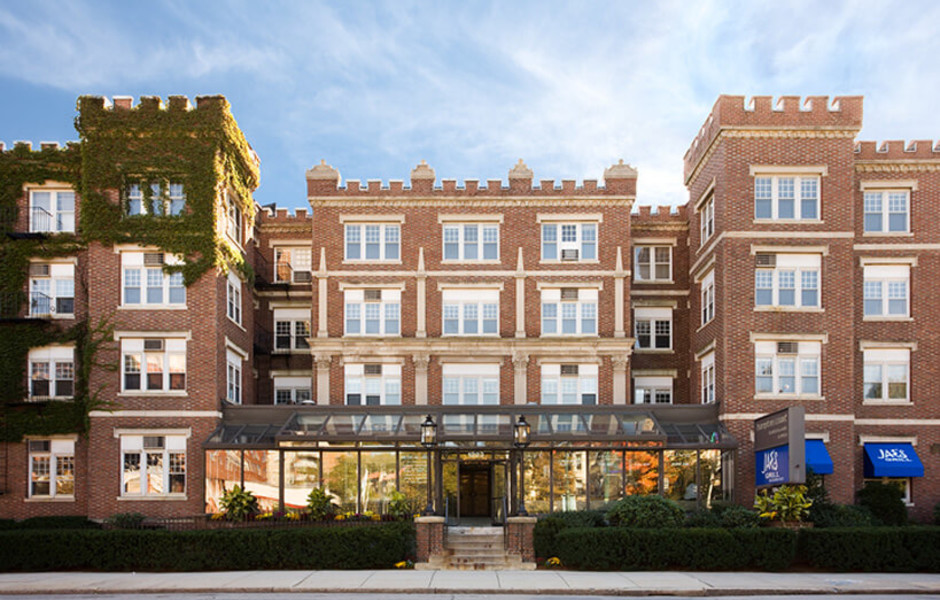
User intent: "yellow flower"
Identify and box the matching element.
[394,561,407,569]
[546,557,562,567]
[371,513,382,521]
[335,514,345,521]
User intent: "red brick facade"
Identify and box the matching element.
[1,94,938,522]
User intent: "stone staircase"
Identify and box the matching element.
[419,525,534,570]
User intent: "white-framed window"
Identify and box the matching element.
[633,376,673,404]
[541,287,598,336]
[28,345,74,400]
[273,246,313,283]
[541,364,598,405]
[345,223,400,261]
[344,289,400,336]
[864,189,909,233]
[541,222,597,262]
[121,338,186,392]
[226,271,241,326]
[274,308,311,350]
[634,246,671,281]
[121,434,186,497]
[29,188,75,233]
[755,253,820,308]
[634,307,672,350]
[442,363,500,405]
[700,351,715,404]
[121,251,185,307]
[754,340,820,397]
[699,194,714,245]
[274,376,313,405]
[28,439,75,498]
[443,223,499,261]
[863,264,909,318]
[29,262,74,317]
[344,363,401,405]
[126,181,185,216]
[225,192,243,245]
[442,288,499,336]
[701,270,715,326]
[226,349,242,405]
[754,175,819,220]
[863,477,912,505]
[863,348,909,404]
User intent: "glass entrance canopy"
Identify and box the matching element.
[206,404,736,450]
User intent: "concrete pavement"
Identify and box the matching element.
[0,570,938,596]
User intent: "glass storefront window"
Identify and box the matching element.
[663,449,698,509]
[284,450,320,509]
[399,451,428,515]
[699,449,725,508]
[242,450,280,512]
[523,451,550,514]
[588,450,623,510]
[625,450,659,495]
[205,449,242,513]
[361,451,397,514]
[552,450,586,512]
[323,451,358,512]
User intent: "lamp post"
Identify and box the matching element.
[513,415,531,516]
[420,414,437,515]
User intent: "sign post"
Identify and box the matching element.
[754,406,805,488]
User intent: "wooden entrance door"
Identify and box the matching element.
[459,463,491,517]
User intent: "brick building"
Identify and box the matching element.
[0,94,936,523]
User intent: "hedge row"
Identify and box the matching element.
[551,526,940,572]
[555,527,796,571]
[0,522,414,572]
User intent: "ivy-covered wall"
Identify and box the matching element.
[0,95,259,442]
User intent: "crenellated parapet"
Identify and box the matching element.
[306,159,638,200]
[855,140,940,160]
[632,204,688,231]
[684,95,864,183]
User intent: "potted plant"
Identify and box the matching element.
[754,484,813,528]
[219,485,259,522]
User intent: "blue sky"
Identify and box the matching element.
[1,0,939,209]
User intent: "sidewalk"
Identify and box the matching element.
[0,570,938,596]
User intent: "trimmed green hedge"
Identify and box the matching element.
[0,522,414,572]
[554,527,797,571]
[799,527,940,572]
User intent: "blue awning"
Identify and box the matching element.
[805,439,834,475]
[863,443,924,478]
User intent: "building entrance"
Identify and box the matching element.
[443,452,510,525]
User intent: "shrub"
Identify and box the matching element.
[0,519,16,530]
[0,522,415,572]
[534,517,567,559]
[219,485,259,521]
[857,481,907,526]
[553,510,607,528]
[718,505,761,529]
[606,495,684,528]
[812,504,874,528]
[935,501,940,526]
[15,516,99,530]
[799,527,940,572]
[306,487,337,521]
[106,512,146,530]
[685,509,720,528]
[386,490,412,520]
[754,485,812,523]
[554,527,796,571]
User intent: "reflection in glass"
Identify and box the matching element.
[284,450,320,509]
[442,459,458,519]
[553,450,586,511]
[323,451,358,512]
[242,450,279,511]
[398,451,428,515]
[699,449,724,507]
[588,450,623,510]
[663,449,698,509]
[205,449,242,513]
[361,451,397,514]
[625,450,659,495]
[523,451,550,514]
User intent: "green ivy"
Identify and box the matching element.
[1,94,258,441]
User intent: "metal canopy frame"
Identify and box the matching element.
[205,403,737,450]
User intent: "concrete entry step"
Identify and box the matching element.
[420,525,535,571]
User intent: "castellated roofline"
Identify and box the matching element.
[306,159,638,198]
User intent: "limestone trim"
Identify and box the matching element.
[339,213,405,223]
[113,427,192,438]
[113,330,191,341]
[857,434,917,445]
[858,256,918,267]
[632,237,678,246]
[436,281,505,291]
[536,212,604,223]
[750,244,829,256]
[632,369,678,378]
[437,213,504,223]
[749,164,829,176]
[859,179,919,191]
[535,280,604,290]
[694,340,716,359]
[749,332,829,344]
[632,298,678,308]
[91,411,221,418]
[267,238,314,248]
[311,197,635,209]
[854,243,940,251]
[858,340,918,351]
[856,161,940,173]
[337,281,408,290]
